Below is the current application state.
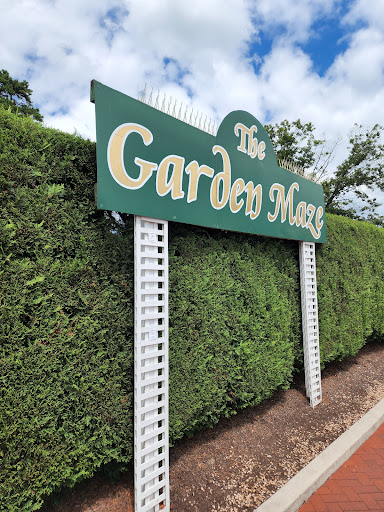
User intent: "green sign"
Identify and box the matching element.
[91,80,326,243]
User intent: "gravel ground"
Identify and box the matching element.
[41,340,384,512]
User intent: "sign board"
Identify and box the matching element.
[92,80,326,243]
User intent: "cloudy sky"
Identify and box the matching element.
[1,0,383,174]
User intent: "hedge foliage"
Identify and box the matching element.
[0,109,135,511]
[168,226,301,440]
[316,214,384,362]
[1,106,383,510]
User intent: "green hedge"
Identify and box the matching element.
[1,107,383,510]
[168,226,301,440]
[316,214,384,362]
[0,109,135,511]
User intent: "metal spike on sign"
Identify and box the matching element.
[194,111,199,127]
[198,113,203,130]
[148,87,153,107]
[154,90,160,110]
[141,83,147,104]
[137,85,219,136]
[172,99,177,118]
[279,157,307,180]
[161,94,166,113]
[167,97,172,115]
[178,102,183,121]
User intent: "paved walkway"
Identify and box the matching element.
[298,423,384,512]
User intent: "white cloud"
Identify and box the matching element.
[125,0,254,62]
[343,0,384,31]
[0,0,383,188]
[248,0,339,43]
[328,28,384,95]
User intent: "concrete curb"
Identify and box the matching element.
[255,397,384,512]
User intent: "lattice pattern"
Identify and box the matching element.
[299,241,322,408]
[134,216,170,512]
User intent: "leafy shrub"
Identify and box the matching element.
[0,109,134,510]
[168,225,301,440]
[1,107,383,510]
[316,214,384,362]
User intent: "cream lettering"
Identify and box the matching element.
[107,122,324,240]
[210,145,231,209]
[108,123,157,189]
[156,155,185,200]
[268,183,299,225]
[268,183,323,238]
[234,123,266,160]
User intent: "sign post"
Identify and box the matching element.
[299,241,322,407]
[134,216,170,512]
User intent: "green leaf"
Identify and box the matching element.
[25,275,45,286]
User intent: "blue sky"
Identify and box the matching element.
[1,0,383,190]
[249,5,351,76]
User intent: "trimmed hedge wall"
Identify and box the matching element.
[0,108,135,511]
[1,107,383,510]
[317,214,384,362]
[168,225,301,440]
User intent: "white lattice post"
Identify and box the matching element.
[134,216,170,512]
[299,241,322,408]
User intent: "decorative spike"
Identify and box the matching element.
[137,85,220,135]
[279,157,307,179]
[178,102,183,120]
[172,99,177,117]
[154,90,160,110]
[148,87,153,107]
[194,111,199,127]
[199,112,203,129]
[140,83,147,103]
[161,94,166,112]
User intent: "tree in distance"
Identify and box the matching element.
[0,69,43,122]
[265,119,384,226]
